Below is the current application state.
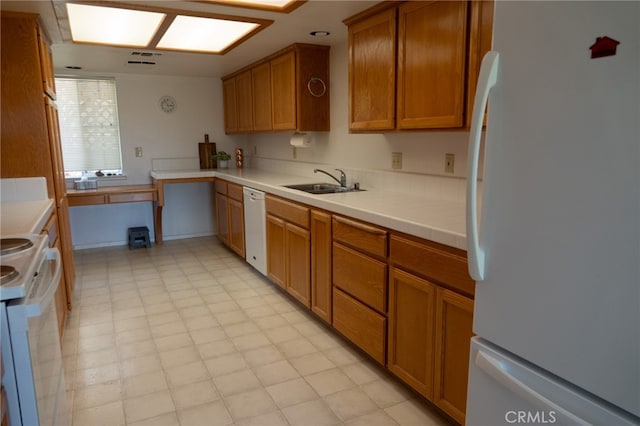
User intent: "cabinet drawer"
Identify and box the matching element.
[333,242,387,313]
[108,192,156,204]
[215,180,228,195]
[227,182,243,202]
[67,194,106,206]
[333,287,386,364]
[42,212,58,247]
[390,235,474,297]
[266,195,309,229]
[333,216,387,258]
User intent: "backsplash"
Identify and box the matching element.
[251,156,471,204]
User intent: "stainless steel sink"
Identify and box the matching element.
[284,183,364,195]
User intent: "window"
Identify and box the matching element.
[55,77,123,177]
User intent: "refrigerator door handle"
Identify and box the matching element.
[466,51,500,282]
[475,350,585,424]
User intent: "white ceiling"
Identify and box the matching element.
[1,0,377,78]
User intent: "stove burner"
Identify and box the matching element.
[0,265,19,285]
[1,238,34,256]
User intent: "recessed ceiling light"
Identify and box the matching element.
[66,3,166,47]
[199,0,304,13]
[157,15,259,53]
[310,30,330,37]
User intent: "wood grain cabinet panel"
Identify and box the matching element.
[333,287,386,364]
[252,62,272,131]
[285,223,311,307]
[310,210,332,324]
[332,215,387,258]
[235,70,254,132]
[266,214,287,289]
[333,243,386,313]
[271,51,297,130]
[388,267,436,400]
[222,77,238,133]
[347,7,397,131]
[433,288,474,424]
[397,1,468,129]
[229,197,245,258]
[215,192,230,246]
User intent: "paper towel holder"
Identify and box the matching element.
[290,132,313,148]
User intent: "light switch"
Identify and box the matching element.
[135,147,143,157]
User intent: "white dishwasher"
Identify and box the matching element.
[243,187,267,276]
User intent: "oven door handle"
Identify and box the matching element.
[23,248,62,318]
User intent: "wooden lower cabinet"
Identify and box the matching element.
[285,223,310,306]
[215,180,245,257]
[433,288,474,424]
[266,214,286,289]
[215,192,230,246]
[310,210,332,324]
[387,267,436,400]
[333,287,386,364]
[266,213,311,307]
[228,197,245,257]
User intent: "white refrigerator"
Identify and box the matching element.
[465,2,639,425]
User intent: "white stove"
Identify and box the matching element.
[0,232,70,426]
[0,234,48,301]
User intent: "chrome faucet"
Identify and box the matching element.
[314,168,347,187]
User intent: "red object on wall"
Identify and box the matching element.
[590,36,620,58]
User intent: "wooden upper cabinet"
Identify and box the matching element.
[466,0,495,127]
[222,78,238,133]
[345,0,492,131]
[347,7,396,131]
[37,26,55,100]
[252,62,272,131]
[271,51,297,130]
[235,70,253,133]
[222,43,330,134]
[397,1,468,129]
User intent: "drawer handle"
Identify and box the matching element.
[334,216,386,236]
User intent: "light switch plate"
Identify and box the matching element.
[392,152,403,170]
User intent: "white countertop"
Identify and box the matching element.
[152,169,467,250]
[0,199,55,235]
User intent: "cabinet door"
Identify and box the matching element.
[216,193,230,246]
[236,70,253,133]
[271,51,296,130]
[37,26,56,99]
[397,1,468,129]
[348,8,396,131]
[266,214,286,289]
[285,223,310,307]
[433,288,474,424]
[311,210,332,324]
[466,0,494,127]
[58,199,75,307]
[388,268,436,400]
[53,238,68,340]
[229,198,245,258]
[45,98,66,203]
[252,62,272,131]
[222,77,238,133]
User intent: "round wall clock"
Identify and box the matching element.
[159,95,177,113]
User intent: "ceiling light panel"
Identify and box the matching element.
[157,15,259,53]
[66,3,166,47]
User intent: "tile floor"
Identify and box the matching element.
[62,237,452,426]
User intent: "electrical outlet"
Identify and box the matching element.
[135,147,143,157]
[445,153,455,173]
[392,152,403,170]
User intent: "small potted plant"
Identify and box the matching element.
[213,151,231,169]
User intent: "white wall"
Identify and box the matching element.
[68,73,242,249]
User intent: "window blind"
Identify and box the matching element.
[55,77,123,172]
